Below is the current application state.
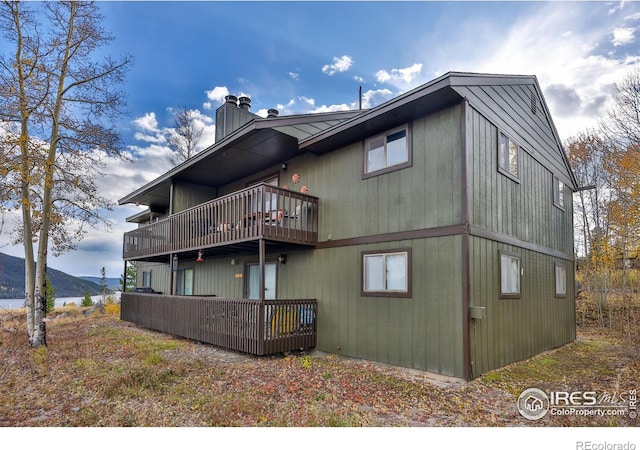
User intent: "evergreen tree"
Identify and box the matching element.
[45,277,55,314]
[81,291,93,307]
[120,261,137,292]
[99,267,107,303]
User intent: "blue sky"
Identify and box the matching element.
[2,0,640,280]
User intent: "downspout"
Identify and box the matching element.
[460,98,472,380]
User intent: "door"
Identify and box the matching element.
[246,262,277,299]
[176,268,194,295]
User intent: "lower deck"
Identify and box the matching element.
[120,293,317,355]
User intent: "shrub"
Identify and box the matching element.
[104,302,120,315]
[81,292,93,307]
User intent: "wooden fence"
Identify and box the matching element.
[120,293,317,355]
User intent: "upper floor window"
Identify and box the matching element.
[498,131,519,180]
[553,176,565,209]
[363,125,411,178]
[362,249,411,297]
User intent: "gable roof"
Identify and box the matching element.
[119,71,577,209]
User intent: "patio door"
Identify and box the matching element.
[246,262,276,300]
[176,268,193,295]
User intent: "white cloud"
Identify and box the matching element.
[353,75,365,83]
[132,112,160,133]
[430,2,640,140]
[133,131,165,144]
[299,96,315,107]
[203,86,230,110]
[131,112,166,146]
[361,89,394,109]
[288,71,300,81]
[322,55,353,76]
[309,103,351,113]
[612,27,636,46]
[375,63,423,85]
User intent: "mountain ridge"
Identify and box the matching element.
[0,252,106,299]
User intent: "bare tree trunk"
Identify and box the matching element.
[31,1,79,348]
[9,0,37,344]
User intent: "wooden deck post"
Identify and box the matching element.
[123,260,128,292]
[258,238,265,301]
[258,238,265,352]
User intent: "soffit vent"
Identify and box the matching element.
[530,93,537,115]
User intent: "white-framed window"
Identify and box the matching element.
[555,263,567,297]
[176,268,194,295]
[500,252,521,298]
[553,176,565,209]
[363,125,411,177]
[498,131,519,180]
[362,249,411,297]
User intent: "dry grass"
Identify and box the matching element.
[0,297,638,427]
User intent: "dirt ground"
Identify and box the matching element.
[0,298,638,428]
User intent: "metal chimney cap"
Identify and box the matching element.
[238,96,251,110]
[267,108,279,118]
[225,95,238,105]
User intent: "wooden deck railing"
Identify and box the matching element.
[123,184,318,260]
[120,293,317,355]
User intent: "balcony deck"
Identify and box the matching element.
[123,184,318,260]
[120,293,317,355]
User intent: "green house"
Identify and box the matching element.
[119,72,577,380]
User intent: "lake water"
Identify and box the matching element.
[0,292,121,311]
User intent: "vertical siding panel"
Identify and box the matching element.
[412,118,427,230]
[412,239,427,370]
[437,237,455,375]
[452,236,464,377]
[342,246,356,357]
[387,171,401,234]
[424,239,441,374]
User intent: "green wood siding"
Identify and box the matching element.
[136,261,171,294]
[159,236,464,377]
[455,83,574,188]
[467,107,574,256]
[281,237,464,377]
[172,180,217,213]
[221,104,462,241]
[468,236,576,376]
